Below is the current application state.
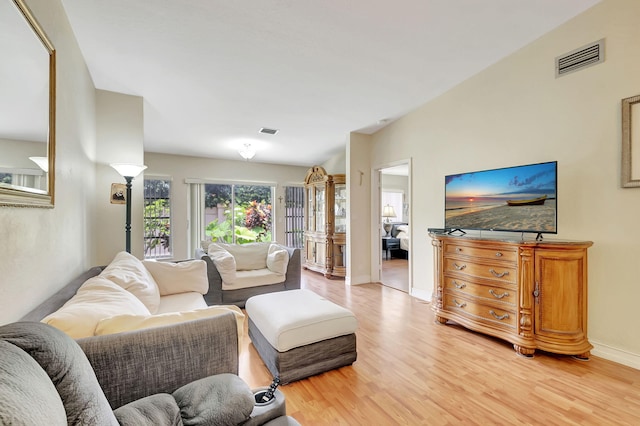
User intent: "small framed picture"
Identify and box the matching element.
[110,183,126,204]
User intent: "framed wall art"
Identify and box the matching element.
[110,183,126,204]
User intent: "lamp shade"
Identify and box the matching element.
[382,205,396,218]
[110,163,147,178]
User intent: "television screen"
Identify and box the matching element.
[444,161,557,234]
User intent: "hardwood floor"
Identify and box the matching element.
[381,257,409,293]
[239,270,640,425]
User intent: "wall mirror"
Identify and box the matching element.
[0,0,56,207]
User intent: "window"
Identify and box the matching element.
[204,183,273,244]
[284,186,304,248]
[143,178,171,259]
[382,191,404,224]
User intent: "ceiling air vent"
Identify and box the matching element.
[259,127,279,135]
[556,39,605,78]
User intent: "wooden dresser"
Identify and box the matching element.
[430,233,593,358]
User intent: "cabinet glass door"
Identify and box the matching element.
[334,183,346,233]
[315,186,325,232]
[306,187,314,231]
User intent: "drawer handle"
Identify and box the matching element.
[453,263,466,271]
[453,299,467,308]
[453,280,466,289]
[456,247,462,253]
[489,289,509,299]
[489,269,509,278]
[489,310,510,321]
[495,252,503,257]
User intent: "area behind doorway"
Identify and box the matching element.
[380,163,410,293]
[381,257,409,292]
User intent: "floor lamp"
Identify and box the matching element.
[110,163,147,253]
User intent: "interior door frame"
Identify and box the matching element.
[371,158,412,292]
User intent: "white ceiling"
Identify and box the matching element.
[60,0,600,167]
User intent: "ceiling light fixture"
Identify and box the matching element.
[239,143,256,160]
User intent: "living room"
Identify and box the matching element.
[1,0,640,422]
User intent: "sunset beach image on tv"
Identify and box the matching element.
[444,161,557,234]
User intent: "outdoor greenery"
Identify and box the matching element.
[143,179,171,257]
[144,198,170,255]
[205,184,272,244]
[204,184,271,208]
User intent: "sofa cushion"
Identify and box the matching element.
[217,242,270,271]
[101,251,161,313]
[94,306,245,348]
[222,269,286,290]
[41,276,151,339]
[0,340,68,426]
[208,244,237,283]
[142,259,209,296]
[173,374,254,426]
[113,393,181,426]
[266,244,289,275]
[156,292,208,314]
[0,322,120,425]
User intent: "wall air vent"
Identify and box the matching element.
[259,127,279,135]
[556,39,605,78]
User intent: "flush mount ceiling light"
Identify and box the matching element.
[238,143,256,160]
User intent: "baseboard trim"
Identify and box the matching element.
[411,288,431,302]
[346,275,370,286]
[591,340,640,370]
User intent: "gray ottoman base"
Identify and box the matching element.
[248,317,357,384]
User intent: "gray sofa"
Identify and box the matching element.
[196,245,302,308]
[11,266,298,425]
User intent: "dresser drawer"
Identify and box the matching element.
[443,294,516,329]
[444,242,517,263]
[444,277,517,305]
[443,258,516,284]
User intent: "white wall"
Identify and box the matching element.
[322,149,347,174]
[94,90,145,264]
[346,132,372,285]
[363,0,640,367]
[144,153,309,260]
[0,0,98,323]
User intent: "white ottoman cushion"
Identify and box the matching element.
[245,289,357,352]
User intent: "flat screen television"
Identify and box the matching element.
[444,161,557,236]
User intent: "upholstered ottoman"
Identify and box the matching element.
[245,289,358,384]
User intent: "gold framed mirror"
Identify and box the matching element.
[0,0,56,207]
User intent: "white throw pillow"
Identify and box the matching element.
[94,305,246,349]
[142,260,209,296]
[208,244,237,284]
[396,225,409,233]
[218,242,269,270]
[41,276,151,339]
[266,244,289,275]
[100,251,161,313]
[200,239,212,253]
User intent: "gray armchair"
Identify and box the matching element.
[197,245,301,308]
[0,320,291,425]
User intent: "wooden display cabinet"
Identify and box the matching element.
[430,233,593,358]
[303,166,346,278]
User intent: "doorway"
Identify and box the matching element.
[378,162,411,293]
